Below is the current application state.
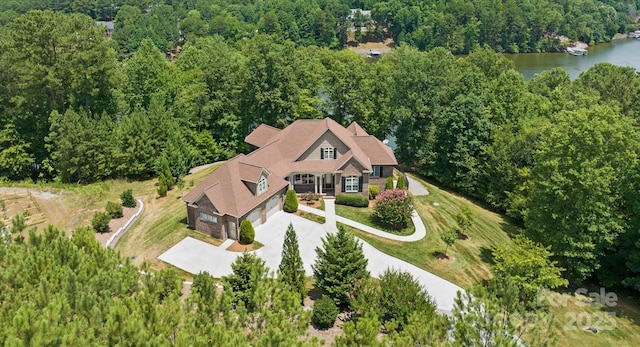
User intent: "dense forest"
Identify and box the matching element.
[1,1,640,343]
[1,0,639,53]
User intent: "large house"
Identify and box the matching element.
[182,118,397,240]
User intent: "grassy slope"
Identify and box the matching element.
[348,174,517,289]
[115,164,223,272]
[544,290,640,347]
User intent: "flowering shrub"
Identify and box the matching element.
[372,189,413,230]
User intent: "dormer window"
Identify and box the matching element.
[257,176,267,195]
[321,147,336,160]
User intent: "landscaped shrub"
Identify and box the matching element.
[379,268,437,331]
[120,189,136,208]
[301,192,320,201]
[106,201,123,219]
[368,185,379,200]
[396,175,405,190]
[312,296,339,330]
[335,194,369,207]
[239,219,255,244]
[283,189,298,212]
[92,211,111,233]
[384,176,394,190]
[373,189,414,230]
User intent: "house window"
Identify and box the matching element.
[323,147,334,160]
[257,176,267,195]
[345,176,359,192]
[372,166,382,177]
[200,212,217,223]
[294,174,314,184]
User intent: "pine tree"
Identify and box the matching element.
[278,223,306,304]
[312,225,369,307]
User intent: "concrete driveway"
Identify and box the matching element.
[159,211,464,313]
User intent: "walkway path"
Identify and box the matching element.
[159,211,464,314]
[406,175,429,196]
[299,203,427,242]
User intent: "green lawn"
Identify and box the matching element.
[115,164,223,272]
[334,203,414,236]
[345,174,519,289]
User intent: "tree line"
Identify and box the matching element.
[1,9,639,296]
[1,0,638,55]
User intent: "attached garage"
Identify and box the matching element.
[247,207,262,228]
[266,195,280,219]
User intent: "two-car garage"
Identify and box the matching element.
[246,195,282,229]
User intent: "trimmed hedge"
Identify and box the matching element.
[335,194,369,207]
[239,219,255,244]
[396,175,405,190]
[283,189,298,213]
[312,296,339,330]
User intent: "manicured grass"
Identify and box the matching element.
[296,210,326,224]
[334,204,415,236]
[115,164,223,272]
[344,173,519,289]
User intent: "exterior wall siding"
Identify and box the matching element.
[369,165,395,190]
[298,131,349,161]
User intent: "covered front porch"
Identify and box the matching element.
[288,173,336,196]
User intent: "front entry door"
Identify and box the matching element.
[323,174,334,189]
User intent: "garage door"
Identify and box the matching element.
[266,196,280,219]
[247,207,262,228]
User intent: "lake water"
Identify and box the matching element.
[504,38,640,80]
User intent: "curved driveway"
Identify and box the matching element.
[159,211,464,314]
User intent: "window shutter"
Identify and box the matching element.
[333,148,337,159]
[341,177,345,192]
[320,148,324,159]
[358,177,363,192]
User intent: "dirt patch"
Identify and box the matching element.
[457,231,470,240]
[436,253,456,263]
[226,241,263,252]
[303,293,344,345]
[94,201,140,247]
[301,199,323,209]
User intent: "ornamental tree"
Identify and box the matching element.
[441,229,458,256]
[312,225,369,307]
[120,189,136,208]
[372,189,413,230]
[278,223,306,304]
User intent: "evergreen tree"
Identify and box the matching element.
[312,225,369,307]
[278,223,306,304]
[223,252,268,310]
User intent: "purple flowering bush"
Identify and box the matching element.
[372,189,413,230]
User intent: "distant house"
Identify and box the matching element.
[96,21,114,37]
[182,118,397,240]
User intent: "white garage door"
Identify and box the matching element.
[266,196,280,219]
[247,207,262,228]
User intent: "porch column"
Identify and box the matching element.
[320,174,323,195]
[289,175,293,189]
